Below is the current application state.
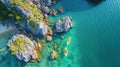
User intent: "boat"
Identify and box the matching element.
[67,37,71,45]
[64,47,68,56]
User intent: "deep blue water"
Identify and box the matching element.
[0,0,120,67]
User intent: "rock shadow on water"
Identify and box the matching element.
[53,0,105,12]
[86,0,106,6]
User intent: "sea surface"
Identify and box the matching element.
[0,0,120,67]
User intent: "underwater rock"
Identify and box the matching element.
[7,34,36,62]
[46,35,52,41]
[51,0,57,4]
[61,36,64,39]
[55,16,73,33]
[50,50,58,59]
[50,9,57,16]
[0,48,6,53]
[32,49,39,60]
[34,42,42,50]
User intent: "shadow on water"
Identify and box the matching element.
[55,0,105,12]
[86,0,106,6]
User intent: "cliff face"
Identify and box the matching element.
[0,0,52,36]
[25,21,49,36]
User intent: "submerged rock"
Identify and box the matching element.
[55,16,73,33]
[46,35,52,41]
[50,50,58,59]
[7,34,36,62]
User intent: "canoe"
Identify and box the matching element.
[67,37,71,45]
[64,47,68,56]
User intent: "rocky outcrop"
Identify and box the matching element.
[7,34,36,62]
[40,0,52,6]
[42,6,50,14]
[26,22,49,36]
[40,0,52,14]
[55,16,73,33]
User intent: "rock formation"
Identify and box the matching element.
[26,22,49,36]
[7,34,37,62]
[1,0,52,36]
[55,16,73,33]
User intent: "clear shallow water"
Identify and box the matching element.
[1,0,120,67]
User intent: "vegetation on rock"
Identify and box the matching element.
[10,0,43,28]
[0,1,24,23]
[9,36,30,56]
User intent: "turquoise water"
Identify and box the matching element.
[1,0,120,67]
[50,0,120,67]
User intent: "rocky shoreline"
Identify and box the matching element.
[0,0,74,62]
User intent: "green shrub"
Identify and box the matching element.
[15,15,21,21]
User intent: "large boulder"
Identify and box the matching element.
[26,21,49,36]
[50,50,58,59]
[40,0,52,6]
[42,6,50,14]
[55,16,73,33]
[7,34,36,62]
